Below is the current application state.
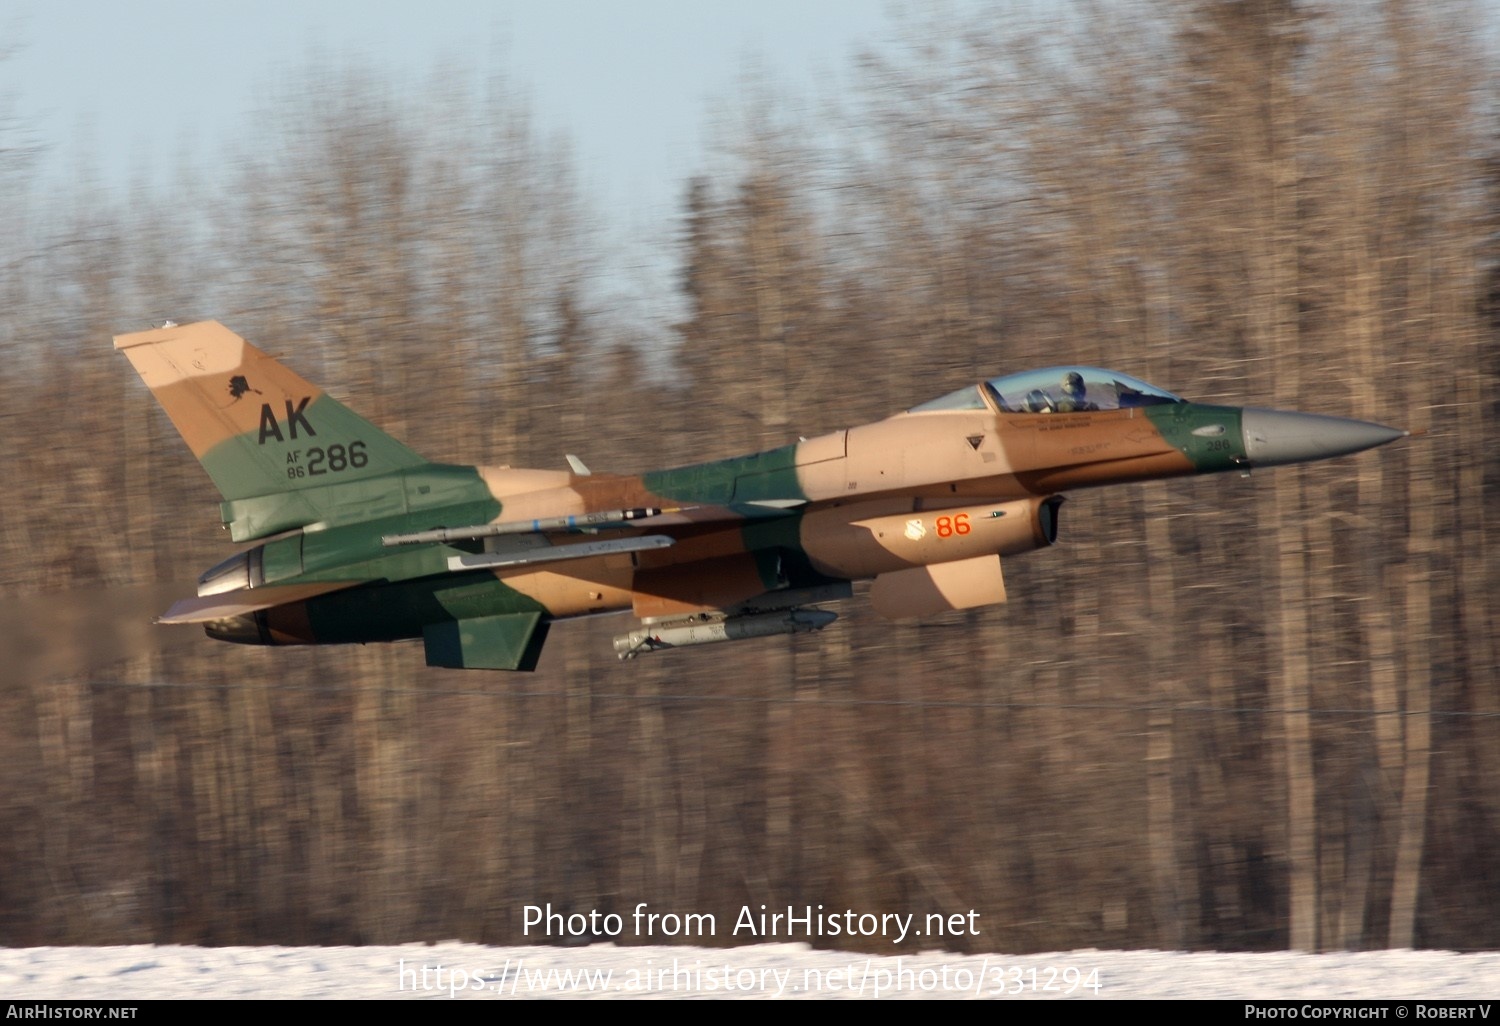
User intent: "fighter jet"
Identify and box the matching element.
[116,321,1407,670]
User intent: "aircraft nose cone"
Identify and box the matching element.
[1241,408,1408,468]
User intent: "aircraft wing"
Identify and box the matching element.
[162,535,679,624]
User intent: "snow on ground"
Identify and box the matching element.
[4,944,1499,999]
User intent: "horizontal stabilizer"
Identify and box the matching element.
[157,580,361,624]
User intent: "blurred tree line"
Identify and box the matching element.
[1,0,1495,953]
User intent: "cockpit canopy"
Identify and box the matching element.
[909,367,1184,415]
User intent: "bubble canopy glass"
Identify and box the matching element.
[909,367,1185,414]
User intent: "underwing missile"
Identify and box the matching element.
[613,609,839,660]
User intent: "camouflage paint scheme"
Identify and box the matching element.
[115,321,1406,670]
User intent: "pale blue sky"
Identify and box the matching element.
[6,1,908,222]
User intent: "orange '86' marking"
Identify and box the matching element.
[935,513,971,538]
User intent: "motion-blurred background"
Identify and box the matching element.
[1,1,1495,954]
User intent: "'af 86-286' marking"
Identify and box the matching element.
[287,442,368,479]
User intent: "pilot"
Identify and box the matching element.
[1022,389,1057,413]
[1056,371,1098,412]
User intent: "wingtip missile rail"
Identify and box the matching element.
[382,507,670,547]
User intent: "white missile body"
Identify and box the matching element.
[614,609,838,660]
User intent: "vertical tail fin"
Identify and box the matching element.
[115,320,429,503]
